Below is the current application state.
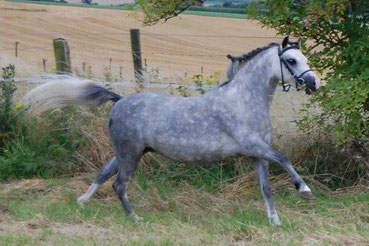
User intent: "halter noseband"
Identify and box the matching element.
[278,45,312,92]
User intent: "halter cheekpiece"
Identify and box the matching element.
[278,44,312,92]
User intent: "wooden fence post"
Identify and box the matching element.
[130,29,143,83]
[53,38,72,74]
[119,66,123,79]
[15,41,19,57]
[42,58,47,72]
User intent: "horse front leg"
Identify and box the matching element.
[257,145,315,200]
[254,158,281,226]
[246,140,314,200]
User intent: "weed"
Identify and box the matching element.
[175,85,190,97]
[0,65,17,152]
[192,74,205,94]
[103,67,114,82]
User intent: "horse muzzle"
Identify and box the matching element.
[298,73,319,92]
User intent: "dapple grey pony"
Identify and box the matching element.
[25,36,320,225]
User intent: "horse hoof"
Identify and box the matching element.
[77,196,88,207]
[269,218,282,226]
[299,191,315,200]
[130,213,143,222]
[269,216,281,226]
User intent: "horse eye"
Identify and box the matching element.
[287,59,296,65]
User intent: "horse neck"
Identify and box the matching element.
[225,48,279,109]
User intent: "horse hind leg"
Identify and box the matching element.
[113,155,142,222]
[77,157,118,206]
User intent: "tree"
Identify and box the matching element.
[135,0,204,25]
[248,0,369,143]
[223,2,233,8]
[81,0,92,4]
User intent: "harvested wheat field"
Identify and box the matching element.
[0,0,281,80]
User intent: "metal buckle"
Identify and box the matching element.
[282,83,291,92]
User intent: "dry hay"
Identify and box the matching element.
[1,178,47,194]
[74,109,114,172]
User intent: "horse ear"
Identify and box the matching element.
[282,36,289,48]
[226,54,234,61]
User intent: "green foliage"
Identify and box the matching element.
[188,6,247,14]
[192,75,206,94]
[175,85,190,97]
[183,10,247,19]
[135,0,205,25]
[249,0,369,143]
[0,65,17,152]
[0,108,85,180]
[0,64,89,180]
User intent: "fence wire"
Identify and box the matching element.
[0,31,283,81]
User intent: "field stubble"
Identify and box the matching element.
[0,0,280,81]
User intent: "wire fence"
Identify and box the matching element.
[0,30,310,135]
[0,30,284,39]
[0,30,284,82]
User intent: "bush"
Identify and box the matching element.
[249,0,369,144]
[0,65,91,179]
[0,65,17,152]
[248,0,369,188]
[0,107,87,180]
[188,6,246,14]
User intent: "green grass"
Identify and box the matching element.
[0,176,368,245]
[5,0,248,19]
[183,10,247,19]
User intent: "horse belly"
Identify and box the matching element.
[152,134,241,163]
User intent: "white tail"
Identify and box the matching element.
[24,75,122,113]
